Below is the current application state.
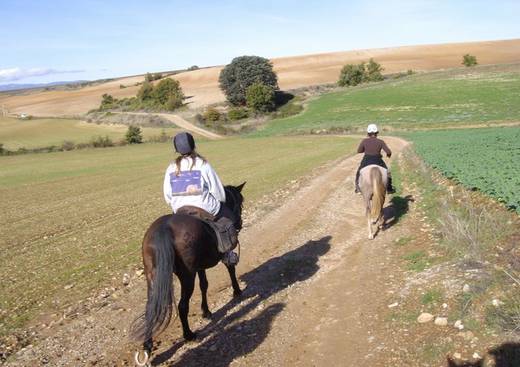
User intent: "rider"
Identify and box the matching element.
[355,123,395,194]
[163,132,239,265]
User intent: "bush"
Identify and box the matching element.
[462,54,478,67]
[188,65,199,71]
[246,82,275,112]
[61,140,76,151]
[100,94,116,109]
[137,81,154,101]
[338,59,385,86]
[154,78,184,106]
[203,107,221,122]
[119,84,126,89]
[125,126,143,144]
[219,56,278,106]
[0,143,4,155]
[227,107,249,121]
[365,58,384,81]
[145,72,153,82]
[338,63,365,87]
[148,129,170,143]
[153,72,163,80]
[90,135,114,147]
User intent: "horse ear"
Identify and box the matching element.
[236,181,246,192]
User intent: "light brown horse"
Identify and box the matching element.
[359,165,387,239]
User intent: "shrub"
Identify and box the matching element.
[148,129,170,143]
[227,107,249,121]
[338,63,366,87]
[165,94,183,111]
[0,143,4,155]
[119,84,126,89]
[219,56,278,106]
[462,54,478,67]
[153,78,184,106]
[125,126,143,144]
[204,107,221,122]
[137,81,154,101]
[100,94,116,109]
[90,135,114,147]
[145,72,154,82]
[246,82,275,112]
[188,65,199,71]
[61,140,76,151]
[365,58,384,82]
[152,72,163,80]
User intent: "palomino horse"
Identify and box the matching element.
[359,165,387,239]
[130,183,245,366]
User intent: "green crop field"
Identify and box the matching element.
[0,135,355,335]
[256,63,520,136]
[405,127,520,212]
[0,116,180,150]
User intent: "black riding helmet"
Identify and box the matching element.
[173,132,195,155]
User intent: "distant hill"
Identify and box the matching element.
[1,39,520,116]
[0,81,88,92]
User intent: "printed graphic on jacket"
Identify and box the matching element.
[170,170,202,196]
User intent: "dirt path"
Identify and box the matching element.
[116,112,223,140]
[6,137,411,367]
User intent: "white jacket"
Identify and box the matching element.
[163,156,225,216]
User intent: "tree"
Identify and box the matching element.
[246,82,275,112]
[145,72,154,82]
[188,65,199,71]
[219,56,278,106]
[462,54,478,67]
[153,78,184,106]
[125,125,143,144]
[100,94,115,109]
[137,81,154,101]
[338,63,366,87]
[365,58,384,81]
[152,72,163,80]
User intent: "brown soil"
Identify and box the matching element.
[5,137,518,366]
[3,39,520,116]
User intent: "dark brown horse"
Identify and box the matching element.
[130,183,245,366]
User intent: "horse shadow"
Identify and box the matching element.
[383,194,414,229]
[446,342,520,367]
[152,235,332,366]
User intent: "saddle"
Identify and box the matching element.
[176,206,238,254]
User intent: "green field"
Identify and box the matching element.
[0,116,180,150]
[0,135,355,335]
[405,127,520,212]
[256,63,520,136]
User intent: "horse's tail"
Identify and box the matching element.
[130,219,175,342]
[370,167,385,221]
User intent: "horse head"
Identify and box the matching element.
[224,182,246,231]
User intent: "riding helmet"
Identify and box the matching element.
[173,132,195,154]
[367,123,379,134]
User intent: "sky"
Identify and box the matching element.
[1,0,519,85]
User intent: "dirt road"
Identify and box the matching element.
[7,137,411,366]
[114,112,223,140]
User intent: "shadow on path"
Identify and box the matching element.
[152,236,332,366]
[383,194,414,229]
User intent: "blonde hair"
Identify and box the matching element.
[174,150,206,176]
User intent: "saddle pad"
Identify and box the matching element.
[170,170,202,196]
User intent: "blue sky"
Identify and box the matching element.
[1,0,518,84]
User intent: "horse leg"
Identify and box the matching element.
[197,270,212,319]
[178,272,197,341]
[226,265,242,298]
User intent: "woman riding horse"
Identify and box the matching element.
[164,132,239,265]
[355,124,395,194]
[130,132,244,366]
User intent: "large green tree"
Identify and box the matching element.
[219,56,278,106]
[153,78,184,106]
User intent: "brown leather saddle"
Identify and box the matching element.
[176,206,238,253]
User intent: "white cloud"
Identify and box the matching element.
[0,67,85,82]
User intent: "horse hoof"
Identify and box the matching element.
[134,350,150,367]
[184,331,197,341]
[202,310,213,319]
[368,235,374,240]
